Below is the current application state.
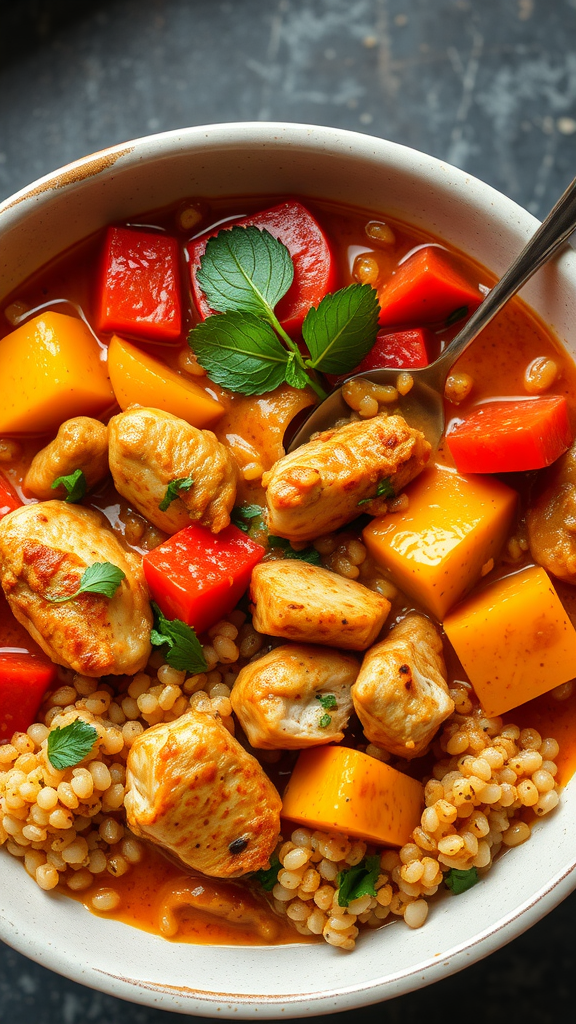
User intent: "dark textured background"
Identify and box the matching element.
[0,0,575,1021]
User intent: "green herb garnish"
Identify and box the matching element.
[253,855,281,891]
[189,226,381,400]
[267,535,322,565]
[445,305,468,327]
[51,468,87,504]
[46,562,125,603]
[159,477,194,512]
[47,719,98,770]
[444,867,479,895]
[337,855,381,907]
[231,504,265,533]
[318,713,332,728]
[150,602,208,674]
[316,693,337,710]
[357,477,395,507]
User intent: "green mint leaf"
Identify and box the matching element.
[190,311,290,395]
[302,284,380,374]
[357,477,395,507]
[196,226,294,321]
[151,603,208,674]
[51,468,87,504]
[337,855,381,907]
[267,535,322,566]
[316,693,337,710]
[231,504,265,533]
[47,719,99,770]
[445,305,468,327]
[159,477,194,512]
[444,867,479,895]
[253,855,281,892]
[318,713,332,728]
[285,352,311,390]
[46,562,126,603]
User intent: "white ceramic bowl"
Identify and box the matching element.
[1,123,575,1018]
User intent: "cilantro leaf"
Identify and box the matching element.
[337,855,381,907]
[318,713,332,728]
[302,284,380,374]
[47,719,98,770]
[51,468,87,503]
[150,602,208,673]
[316,693,337,710]
[357,477,395,507]
[159,477,194,512]
[46,562,126,603]
[190,311,292,395]
[444,867,479,895]
[231,504,265,533]
[196,226,294,322]
[267,535,322,565]
[445,305,468,327]
[253,855,281,892]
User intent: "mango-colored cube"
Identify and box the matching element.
[0,312,114,434]
[281,745,423,847]
[443,565,576,717]
[362,465,517,619]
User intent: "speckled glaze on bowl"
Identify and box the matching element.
[0,123,575,1018]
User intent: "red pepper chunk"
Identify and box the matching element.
[0,653,58,741]
[378,247,483,328]
[357,327,433,371]
[0,473,22,520]
[96,226,182,343]
[446,396,573,474]
[188,200,336,335]
[143,523,265,635]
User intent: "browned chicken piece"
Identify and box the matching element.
[158,877,279,940]
[108,407,238,535]
[124,710,282,878]
[527,441,576,583]
[250,560,390,650]
[0,501,152,676]
[262,413,431,542]
[231,644,358,749]
[352,614,454,759]
[24,417,109,500]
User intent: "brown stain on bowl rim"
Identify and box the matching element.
[3,147,134,209]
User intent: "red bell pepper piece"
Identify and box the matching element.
[143,523,265,635]
[378,247,483,328]
[188,200,336,335]
[357,327,433,371]
[96,226,182,342]
[0,473,22,520]
[446,396,573,474]
[0,653,57,741]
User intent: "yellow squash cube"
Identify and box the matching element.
[281,745,423,847]
[0,312,114,434]
[362,464,517,619]
[443,565,576,717]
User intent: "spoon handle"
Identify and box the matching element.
[432,175,576,379]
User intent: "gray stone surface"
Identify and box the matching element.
[0,0,575,1021]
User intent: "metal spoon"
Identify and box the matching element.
[289,175,576,452]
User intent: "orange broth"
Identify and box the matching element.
[1,195,576,944]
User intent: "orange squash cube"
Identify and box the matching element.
[281,745,423,847]
[443,565,576,717]
[362,465,517,619]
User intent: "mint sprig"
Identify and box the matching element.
[47,719,99,769]
[196,226,294,320]
[51,468,87,504]
[191,312,292,395]
[150,602,208,674]
[159,477,194,512]
[46,562,125,603]
[301,284,380,374]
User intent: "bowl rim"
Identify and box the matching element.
[0,120,575,1018]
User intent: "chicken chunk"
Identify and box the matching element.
[124,710,282,878]
[352,614,453,758]
[108,407,238,535]
[0,501,152,676]
[250,560,390,650]
[25,417,109,500]
[262,413,431,542]
[231,644,358,749]
[527,441,576,583]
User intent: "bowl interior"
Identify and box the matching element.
[1,123,575,1018]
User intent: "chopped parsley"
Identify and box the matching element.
[444,867,479,895]
[51,468,87,503]
[357,477,395,507]
[46,562,125,603]
[150,603,208,674]
[337,855,381,907]
[253,855,281,891]
[47,719,98,770]
[159,477,194,512]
